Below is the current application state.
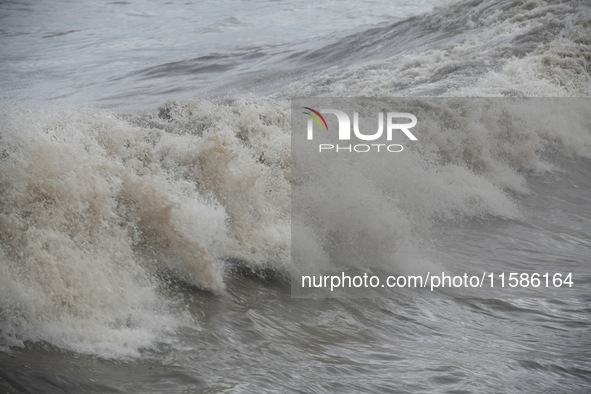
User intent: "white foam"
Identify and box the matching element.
[1,0,590,358]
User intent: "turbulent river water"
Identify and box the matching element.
[1,0,591,392]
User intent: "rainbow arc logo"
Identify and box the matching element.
[302,107,328,132]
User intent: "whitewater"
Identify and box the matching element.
[1,0,590,392]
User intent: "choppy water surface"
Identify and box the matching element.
[1,0,591,392]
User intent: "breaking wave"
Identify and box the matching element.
[1,0,590,358]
